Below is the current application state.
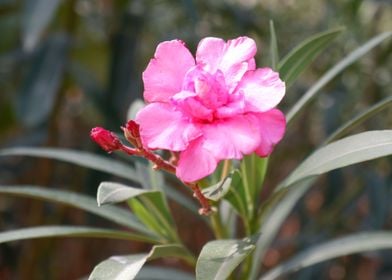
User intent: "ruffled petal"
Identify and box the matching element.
[220,37,257,72]
[176,137,218,182]
[253,109,286,157]
[143,40,195,103]
[136,103,201,151]
[196,37,257,91]
[237,68,285,112]
[202,115,260,160]
[195,37,226,73]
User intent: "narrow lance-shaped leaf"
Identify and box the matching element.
[278,27,344,86]
[286,31,392,124]
[136,266,195,280]
[202,170,236,202]
[269,20,279,70]
[279,130,392,190]
[88,244,195,280]
[134,161,201,216]
[196,235,259,280]
[98,182,178,242]
[0,147,141,183]
[0,147,201,216]
[0,226,157,244]
[0,185,156,238]
[323,96,392,145]
[260,231,392,280]
[250,130,392,279]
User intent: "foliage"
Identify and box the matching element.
[0,0,391,279]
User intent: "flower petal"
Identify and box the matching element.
[176,138,218,182]
[254,109,286,157]
[196,37,257,90]
[237,68,285,112]
[202,115,261,160]
[220,37,257,72]
[143,40,195,103]
[195,37,226,73]
[136,103,201,151]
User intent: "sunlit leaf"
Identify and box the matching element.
[98,182,177,242]
[260,231,392,280]
[196,235,259,280]
[136,266,194,280]
[279,130,392,190]
[250,130,392,279]
[202,171,236,201]
[89,244,194,280]
[286,31,392,124]
[0,226,155,244]
[278,27,344,86]
[97,182,154,206]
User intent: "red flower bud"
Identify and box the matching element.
[90,127,122,153]
[122,120,142,148]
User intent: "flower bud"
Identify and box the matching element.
[122,120,142,148]
[90,127,122,153]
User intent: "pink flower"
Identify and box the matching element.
[136,37,286,182]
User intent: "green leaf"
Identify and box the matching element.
[286,31,392,124]
[97,182,155,206]
[223,171,248,218]
[0,147,141,183]
[323,96,392,144]
[136,266,195,280]
[250,130,392,279]
[196,235,259,280]
[279,130,392,190]
[260,231,392,280]
[202,171,236,201]
[269,20,279,70]
[0,185,156,238]
[22,0,62,51]
[135,162,201,217]
[0,226,155,244]
[89,244,194,280]
[98,182,177,242]
[240,155,269,218]
[0,147,201,216]
[278,27,344,86]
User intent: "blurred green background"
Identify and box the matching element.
[0,0,391,279]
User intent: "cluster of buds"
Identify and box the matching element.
[90,121,212,215]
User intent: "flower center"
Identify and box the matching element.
[183,67,229,110]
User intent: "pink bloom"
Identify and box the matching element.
[136,37,286,182]
[90,127,122,153]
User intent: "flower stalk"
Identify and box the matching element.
[91,122,213,215]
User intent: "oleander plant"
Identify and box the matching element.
[0,1,391,279]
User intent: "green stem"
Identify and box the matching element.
[210,211,227,239]
[209,160,232,239]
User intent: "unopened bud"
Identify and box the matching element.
[90,127,122,153]
[122,120,142,148]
